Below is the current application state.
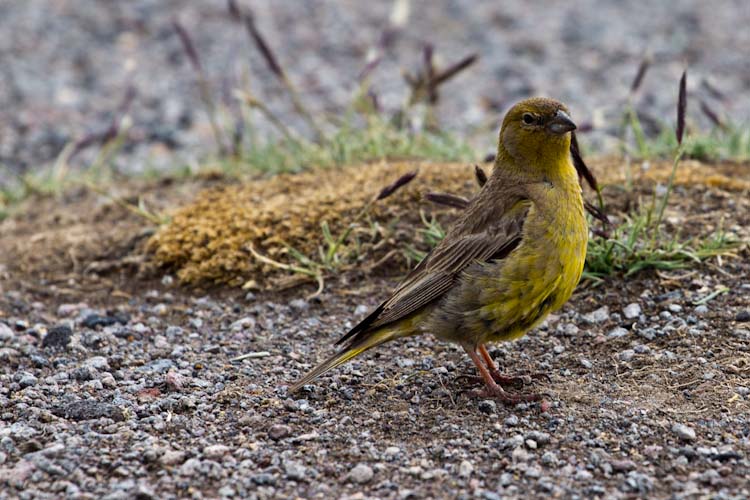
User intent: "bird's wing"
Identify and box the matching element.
[337,197,531,345]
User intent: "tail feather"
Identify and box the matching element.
[288,327,406,393]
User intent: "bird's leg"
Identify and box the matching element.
[463,346,541,404]
[478,344,550,386]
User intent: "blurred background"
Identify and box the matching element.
[1,0,748,183]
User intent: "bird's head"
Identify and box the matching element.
[497,97,576,171]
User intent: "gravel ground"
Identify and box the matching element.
[1,273,750,499]
[1,173,750,498]
[2,0,750,180]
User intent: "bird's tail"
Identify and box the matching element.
[288,326,410,393]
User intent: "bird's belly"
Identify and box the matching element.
[432,204,587,346]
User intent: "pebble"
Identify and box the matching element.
[42,325,73,349]
[289,299,309,311]
[203,444,230,458]
[383,446,401,458]
[623,303,642,319]
[608,327,629,338]
[268,424,291,440]
[179,458,202,477]
[478,400,497,414]
[53,400,125,422]
[504,415,519,426]
[694,305,709,316]
[285,460,306,480]
[584,306,610,323]
[735,310,750,322]
[672,423,697,442]
[618,349,635,362]
[347,464,374,484]
[458,460,473,477]
[19,373,38,388]
[160,450,186,466]
[0,322,13,340]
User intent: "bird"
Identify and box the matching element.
[289,97,588,403]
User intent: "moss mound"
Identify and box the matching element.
[146,161,479,287]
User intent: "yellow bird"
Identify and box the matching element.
[290,97,588,403]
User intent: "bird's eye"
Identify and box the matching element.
[522,113,535,125]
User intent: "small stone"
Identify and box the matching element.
[672,423,696,442]
[384,446,401,458]
[347,464,374,484]
[735,310,750,322]
[526,431,551,445]
[285,460,306,480]
[179,458,202,476]
[575,469,593,480]
[478,400,497,414]
[82,314,119,329]
[160,450,186,466]
[619,349,635,362]
[623,303,642,319]
[354,304,370,316]
[289,299,309,311]
[0,323,13,341]
[608,327,629,338]
[42,325,73,349]
[268,424,291,440]
[504,415,519,426]
[53,400,125,422]
[694,305,709,316]
[584,306,610,323]
[459,460,473,477]
[19,373,38,388]
[541,451,558,466]
[611,459,637,472]
[203,444,230,458]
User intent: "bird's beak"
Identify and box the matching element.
[547,110,577,135]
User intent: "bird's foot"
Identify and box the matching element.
[470,383,544,404]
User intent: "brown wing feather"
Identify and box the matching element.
[337,195,530,346]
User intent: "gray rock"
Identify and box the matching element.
[347,464,374,484]
[735,310,750,322]
[268,424,291,440]
[672,423,697,442]
[203,444,230,458]
[458,460,473,477]
[623,303,642,319]
[18,373,38,388]
[0,322,13,341]
[478,400,497,414]
[619,349,635,362]
[42,325,73,349]
[285,460,306,480]
[505,415,519,426]
[53,400,125,422]
[584,306,610,323]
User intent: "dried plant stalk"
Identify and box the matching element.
[675,70,689,143]
[173,20,226,154]
[629,56,651,94]
[376,171,418,200]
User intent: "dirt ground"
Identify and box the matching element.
[1,160,749,499]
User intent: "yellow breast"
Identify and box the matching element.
[471,178,587,343]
